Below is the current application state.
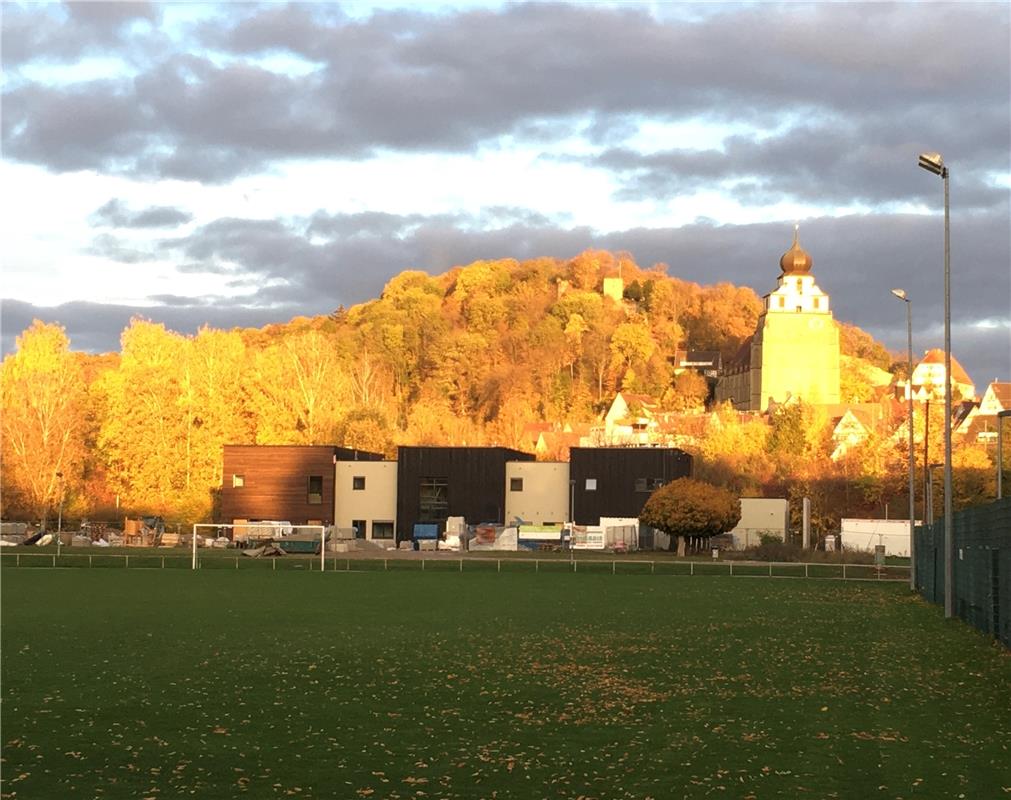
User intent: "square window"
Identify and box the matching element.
[308,475,323,504]
[510,477,523,492]
[353,475,366,491]
[232,474,244,488]
[585,478,597,491]
[635,478,649,492]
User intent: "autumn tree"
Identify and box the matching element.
[246,330,350,444]
[96,319,188,516]
[640,478,741,556]
[0,321,88,525]
[666,370,709,413]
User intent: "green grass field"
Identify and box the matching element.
[2,569,1009,799]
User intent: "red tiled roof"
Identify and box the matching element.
[918,349,974,386]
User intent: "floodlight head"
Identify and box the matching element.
[891,288,908,301]
[918,152,945,175]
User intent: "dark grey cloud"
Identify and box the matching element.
[3,2,1007,205]
[85,233,155,264]
[91,199,192,228]
[1,2,158,69]
[587,121,1007,210]
[1,298,303,356]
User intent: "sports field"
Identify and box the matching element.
[2,569,1009,799]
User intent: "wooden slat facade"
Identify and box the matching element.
[569,447,693,525]
[395,446,534,542]
[220,445,382,525]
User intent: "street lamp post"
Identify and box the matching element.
[926,462,944,526]
[891,289,916,590]
[918,151,954,619]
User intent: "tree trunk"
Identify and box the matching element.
[677,535,687,557]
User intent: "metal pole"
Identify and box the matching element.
[56,472,64,560]
[942,167,953,619]
[905,300,916,589]
[923,398,930,519]
[926,469,933,527]
[192,524,198,570]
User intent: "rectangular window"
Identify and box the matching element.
[778,297,785,308]
[372,521,394,540]
[419,477,449,520]
[635,478,648,492]
[353,475,366,491]
[510,477,524,492]
[307,475,323,504]
[232,474,244,488]
[636,477,666,492]
[813,297,820,309]
[352,519,367,539]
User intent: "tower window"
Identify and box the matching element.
[813,297,820,309]
[778,297,785,308]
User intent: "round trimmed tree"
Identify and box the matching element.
[640,478,741,557]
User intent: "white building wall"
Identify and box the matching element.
[505,462,570,525]
[729,498,789,549]
[840,518,911,557]
[334,461,398,541]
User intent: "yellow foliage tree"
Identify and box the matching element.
[1,321,88,525]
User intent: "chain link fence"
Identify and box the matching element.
[915,497,1010,647]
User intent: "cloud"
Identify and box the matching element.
[0,298,304,356]
[3,2,1007,197]
[587,122,1008,211]
[91,198,192,228]
[1,2,158,69]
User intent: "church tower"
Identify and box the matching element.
[716,229,841,411]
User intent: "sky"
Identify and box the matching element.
[2,1,1009,388]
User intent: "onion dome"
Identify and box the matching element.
[779,226,812,275]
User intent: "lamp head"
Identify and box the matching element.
[891,288,908,301]
[918,152,945,176]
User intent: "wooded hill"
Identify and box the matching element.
[4,249,925,526]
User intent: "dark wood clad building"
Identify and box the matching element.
[395,446,534,541]
[220,445,382,525]
[569,447,692,525]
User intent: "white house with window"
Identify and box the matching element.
[504,461,570,526]
[334,461,398,542]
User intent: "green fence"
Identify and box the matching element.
[915,497,1010,647]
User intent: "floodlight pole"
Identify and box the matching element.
[891,290,916,589]
[918,152,953,618]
